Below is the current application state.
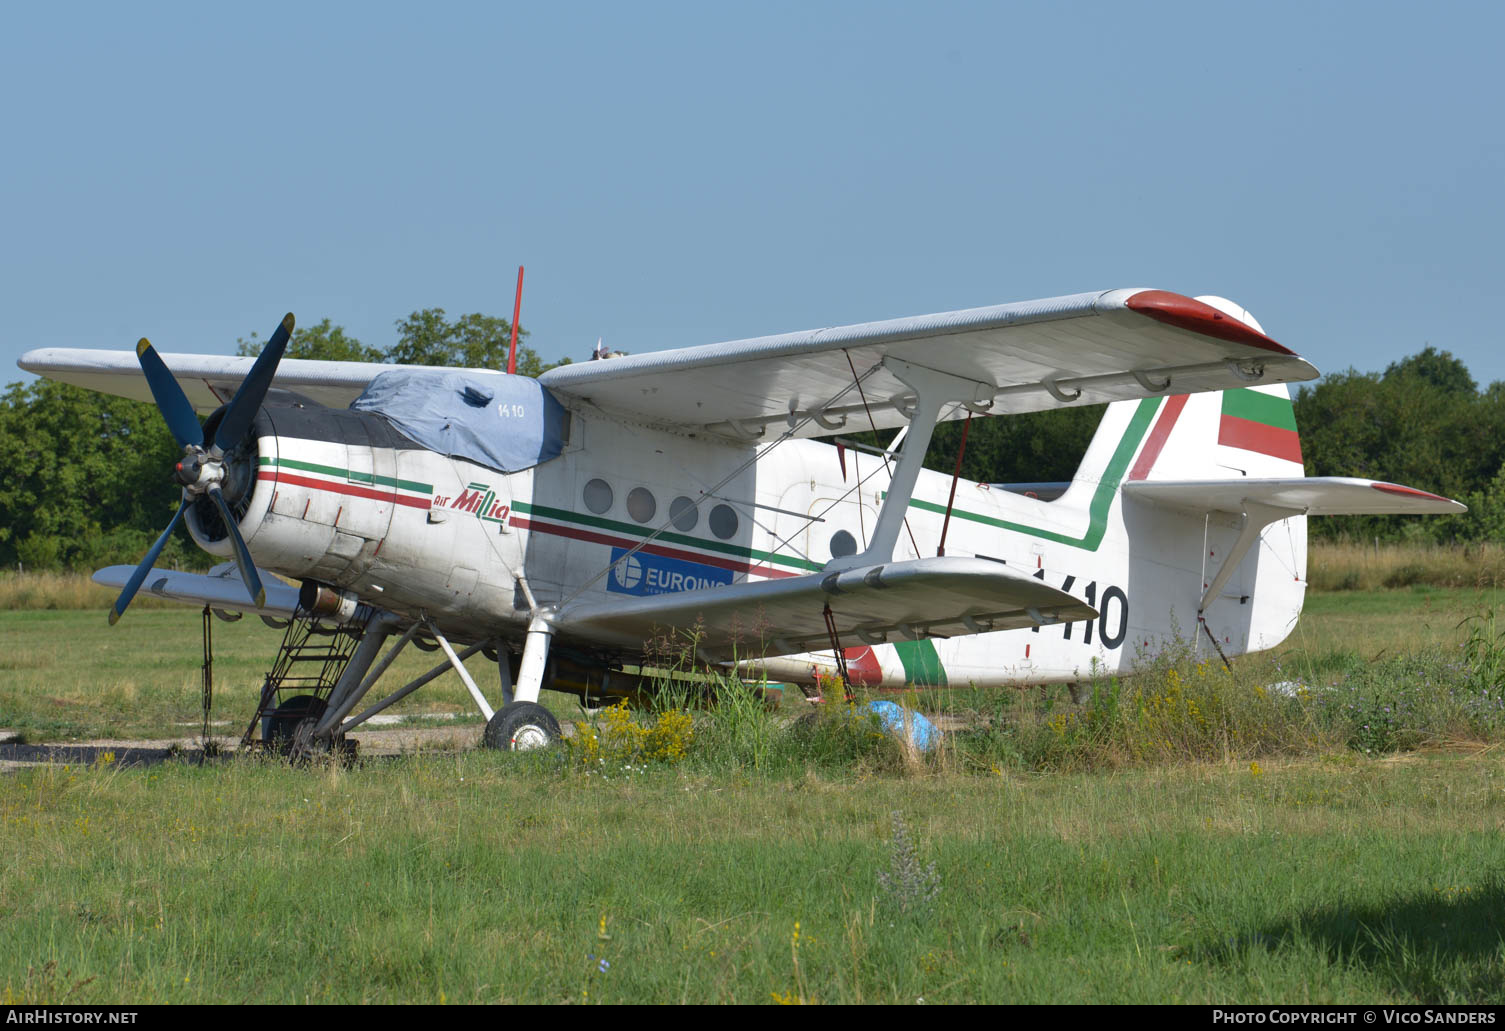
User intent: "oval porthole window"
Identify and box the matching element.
[709,503,739,540]
[669,495,698,531]
[583,478,613,515]
[830,529,857,558]
[627,486,657,524]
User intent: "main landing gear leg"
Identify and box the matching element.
[483,615,559,752]
[497,643,516,708]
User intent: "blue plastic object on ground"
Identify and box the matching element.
[867,700,939,752]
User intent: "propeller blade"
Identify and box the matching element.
[214,312,294,453]
[208,485,266,609]
[109,498,188,625]
[135,339,204,449]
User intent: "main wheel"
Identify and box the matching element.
[483,701,561,751]
[285,716,356,766]
[262,694,327,746]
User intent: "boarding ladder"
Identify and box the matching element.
[239,615,365,748]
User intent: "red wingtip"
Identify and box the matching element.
[1370,482,1450,503]
[1125,290,1294,355]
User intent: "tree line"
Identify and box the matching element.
[916,346,1505,544]
[0,323,1496,572]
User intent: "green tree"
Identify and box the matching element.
[1295,355,1505,542]
[1383,346,1476,395]
[0,380,187,570]
[387,308,555,375]
[239,310,569,375]
[236,318,383,362]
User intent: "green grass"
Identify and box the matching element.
[3,752,1503,1004]
[6,577,1505,1003]
[0,609,522,742]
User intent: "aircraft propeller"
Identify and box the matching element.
[109,313,295,624]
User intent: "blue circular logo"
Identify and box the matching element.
[614,554,643,590]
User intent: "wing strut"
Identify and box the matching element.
[827,357,997,572]
[844,350,921,560]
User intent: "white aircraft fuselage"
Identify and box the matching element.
[194,384,1309,692]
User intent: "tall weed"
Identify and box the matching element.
[951,627,1505,772]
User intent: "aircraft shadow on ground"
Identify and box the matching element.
[0,741,472,770]
[1195,883,1505,999]
[0,742,220,768]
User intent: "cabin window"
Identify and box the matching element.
[669,495,698,531]
[627,487,657,524]
[709,504,739,540]
[829,529,857,558]
[583,478,613,515]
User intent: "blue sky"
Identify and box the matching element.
[4,1,1502,388]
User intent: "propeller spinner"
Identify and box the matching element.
[109,313,295,624]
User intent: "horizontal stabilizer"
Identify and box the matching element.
[1123,477,1465,517]
[91,563,300,616]
[555,556,1095,662]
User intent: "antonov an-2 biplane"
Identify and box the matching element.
[19,289,1463,756]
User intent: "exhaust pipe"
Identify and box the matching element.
[298,581,361,623]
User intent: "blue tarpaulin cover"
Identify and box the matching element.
[867,700,939,752]
[350,370,567,474]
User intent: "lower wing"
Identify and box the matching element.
[554,556,1094,662]
[91,564,300,617]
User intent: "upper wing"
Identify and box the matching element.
[553,556,1094,661]
[539,288,1319,439]
[20,289,1316,438]
[1122,477,1466,517]
[16,350,508,412]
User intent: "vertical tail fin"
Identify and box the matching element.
[1073,384,1304,491]
[1078,384,1309,659]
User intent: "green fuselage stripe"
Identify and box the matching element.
[1220,388,1296,430]
[905,396,1160,551]
[514,501,824,573]
[259,456,432,495]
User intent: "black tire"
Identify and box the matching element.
[287,718,357,767]
[262,694,327,745]
[482,701,561,752]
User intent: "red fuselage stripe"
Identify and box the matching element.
[257,470,431,509]
[509,515,798,580]
[1217,416,1303,463]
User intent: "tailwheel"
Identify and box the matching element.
[483,701,561,752]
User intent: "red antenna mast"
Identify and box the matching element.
[507,265,525,375]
